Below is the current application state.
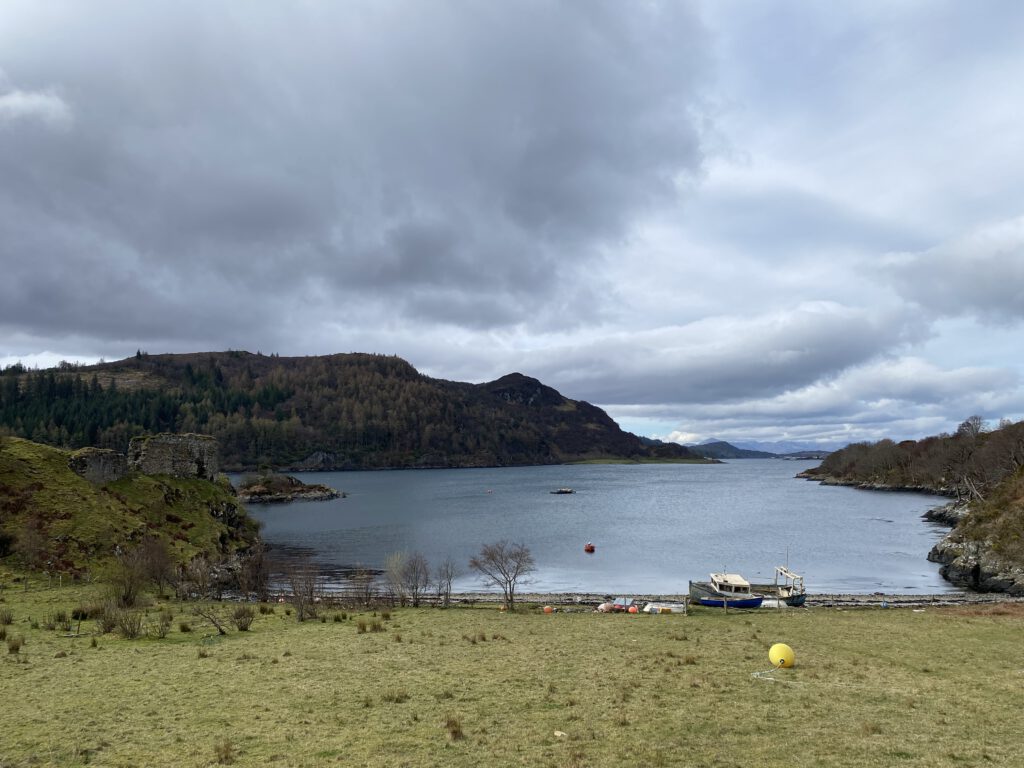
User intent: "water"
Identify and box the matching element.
[240,460,956,595]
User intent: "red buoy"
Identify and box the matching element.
[584,542,595,553]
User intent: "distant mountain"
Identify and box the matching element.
[688,440,776,459]
[0,351,709,471]
[730,439,841,454]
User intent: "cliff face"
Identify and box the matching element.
[926,466,1024,594]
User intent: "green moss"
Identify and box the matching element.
[0,437,257,573]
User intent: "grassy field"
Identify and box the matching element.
[1,577,1021,767]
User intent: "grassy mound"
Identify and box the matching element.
[0,437,258,574]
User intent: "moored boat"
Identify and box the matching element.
[550,488,575,494]
[689,573,764,609]
[583,542,595,553]
[751,566,806,607]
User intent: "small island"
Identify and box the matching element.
[236,472,344,503]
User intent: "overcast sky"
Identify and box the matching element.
[2,1,1023,448]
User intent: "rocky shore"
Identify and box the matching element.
[236,474,344,503]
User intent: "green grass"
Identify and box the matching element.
[1,576,1021,766]
[0,437,256,571]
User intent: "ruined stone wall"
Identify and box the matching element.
[127,433,220,480]
[68,447,129,484]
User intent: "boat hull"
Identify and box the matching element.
[689,581,764,609]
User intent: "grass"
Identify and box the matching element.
[1,577,1023,766]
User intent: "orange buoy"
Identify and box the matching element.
[627,605,638,614]
[543,605,554,614]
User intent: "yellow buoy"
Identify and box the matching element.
[769,643,795,668]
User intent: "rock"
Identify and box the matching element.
[236,473,343,503]
[928,532,1024,594]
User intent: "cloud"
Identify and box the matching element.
[883,217,1024,324]
[523,302,926,406]
[0,1,712,343]
[0,88,72,128]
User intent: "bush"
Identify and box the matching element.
[232,605,255,632]
[151,611,173,639]
[7,635,24,654]
[95,603,118,635]
[116,609,143,640]
[0,608,12,625]
[179,621,193,633]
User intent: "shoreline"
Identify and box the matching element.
[449,590,1024,608]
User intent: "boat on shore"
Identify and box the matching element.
[689,573,764,609]
[751,566,806,607]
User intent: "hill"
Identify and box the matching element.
[799,417,1024,592]
[0,352,707,470]
[0,436,258,576]
[689,440,777,459]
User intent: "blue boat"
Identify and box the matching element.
[689,573,764,609]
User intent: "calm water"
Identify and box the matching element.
[240,460,956,595]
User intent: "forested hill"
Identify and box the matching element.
[799,416,1024,502]
[0,352,705,470]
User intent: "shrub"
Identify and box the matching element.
[258,605,274,615]
[116,609,143,640]
[381,611,391,621]
[232,605,255,632]
[370,621,384,633]
[357,620,367,634]
[198,648,210,659]
[151,611,173,639]
[179,621,193,633]
[95,604,117,635]
[7,635,24,654]
[0,608,12,625]
[333,614,343,623]
[0,626,5,641]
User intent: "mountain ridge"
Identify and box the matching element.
[0,351,709,471]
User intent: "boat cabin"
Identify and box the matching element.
[709,573,754,596]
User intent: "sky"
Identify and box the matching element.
[2,1,1023,449]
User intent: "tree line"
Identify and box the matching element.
[0,351,676,469]
[808,416,1024,502]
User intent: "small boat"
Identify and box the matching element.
[550,488,575,494]
[751,566,806,607]
[689,573,764,609]
[583,542,595,553]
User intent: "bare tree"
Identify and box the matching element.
[469,541,535,611]
[402,552,431,607]
[385,551,409,606]
[236,545,269,602]
[287,557,323,621]
[347,566,377,607]
[138,535,174,597]
[107,545,148,607]
[434,556,458,608]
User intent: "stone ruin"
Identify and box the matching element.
[67,447,129,484]
[69,433,220,483]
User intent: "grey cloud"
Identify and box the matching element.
[0,1,711,344]
[884,217,1024,324]
[529,303,926,406]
